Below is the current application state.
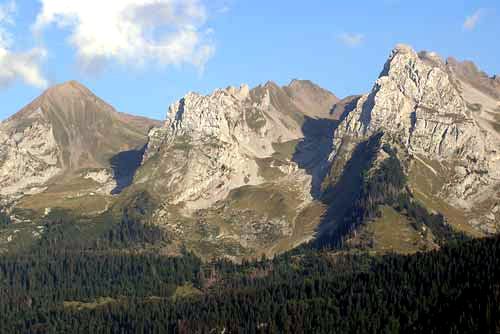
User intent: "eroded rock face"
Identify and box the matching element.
[142,81,338,212]
[163,85,301,155]
[328,44,500,233]
[336,45,486,155]
[82,169,117,194]
[0,109,61,196]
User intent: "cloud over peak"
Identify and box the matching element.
[34,0,215,73]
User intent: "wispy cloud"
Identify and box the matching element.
[463,9,484,31]
[338,33,364,47]
[0,1,48,89]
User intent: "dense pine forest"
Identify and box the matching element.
[1,235,499,333]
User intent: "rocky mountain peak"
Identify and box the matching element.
[285,79,330,94]
[263,80,280,89]
[225,84,250,100]
[7,80,112,125]
[330,44,500,212]
[418,51,445,68]
[141,79,339,213]
[288,78,312,87]
[160,82,282,146]
[156,78,339,150]
[343,44,472,145]
[284,79,339,119]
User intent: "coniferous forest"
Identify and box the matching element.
[0,234,499,333]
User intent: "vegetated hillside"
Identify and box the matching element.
[316,133,467,252]
[0,236,498,333]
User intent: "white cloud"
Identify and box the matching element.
[338,33,364,47]
[0,1,47,89]
[34,0,215,73]
[463,9,484,31]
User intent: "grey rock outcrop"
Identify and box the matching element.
[0,110,61,196]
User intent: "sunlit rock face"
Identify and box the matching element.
[141,81,338,211]
[0,112,61,196]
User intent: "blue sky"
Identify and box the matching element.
[0,0,499,121]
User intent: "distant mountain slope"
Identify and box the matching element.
[446,57,500,100]
[282,79,339,118]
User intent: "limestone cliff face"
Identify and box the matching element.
[146,84,299,159]
[328,44,500,233]
[335,45,488,156]
[141,81,338,212]
[0,110,61,196]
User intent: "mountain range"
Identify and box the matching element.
[1,44,499,260]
